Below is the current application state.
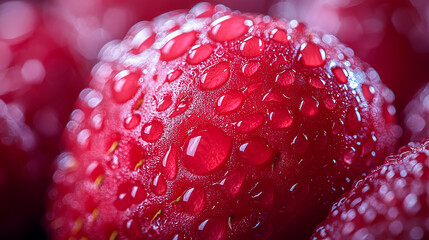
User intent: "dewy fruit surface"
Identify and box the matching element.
[47,3,399,239]
[404,82,429,144]
[312,139,429,240]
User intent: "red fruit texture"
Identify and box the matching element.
[312,139,429,240]
[269,0,429,112]
[403,82,429,143]
[47,3,399,240]
[0,1,86,238]
[51,0,276,61]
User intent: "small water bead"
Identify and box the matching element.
[332,119,345,135]
[270,28,289,43]
[141,120,164,142]
[111,71,141,104]
[209,15,250,42]
[235,113,264,133]
[200,62,230,90]
[238,140,275,165]
[333,67,349,84]
[216,91,244,114]
[197,218,226,240]
[269,109,293,129]
[217,170,245,196]
[323,96,337,110]
[114,182,146,211]
[187,44,213,64]
[242,61,260,77]
[124,114,141,129]
[275,70,295,87]
[166,69,182,82]
[151,173,167,196]
[190,2,214,18]
[262,89,289,103]
[298,42,326,67]
[240,36,265,57]
[291,133,309,154]
[299,97,319,117]
[162,146,178,180]
[308,76,326,89]
[180,187,205,215]
[342,147,356,165]
[129,27,156,54]
[160,31,198,61]
[182,125,232,175]
[361,84,376,103]
[169,97,192,118]
[156,95,173,111]
[346,108,362,135]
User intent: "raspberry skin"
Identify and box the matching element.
[47,3,399,239]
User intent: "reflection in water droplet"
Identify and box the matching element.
[270,28,289,43]
[141,120,164,142]
[124,114,141,129]
[216,91,244,114]
[187,44,213,64]
[291,133,309,154]
[298,42,326,67]
[299,97,319,117]
[151,173,167,195]
[197,218,226,240]
[238,140,274,165]
[209,15,250,42]
[200,62,230,90]
[240,36,265,57]
[269,109,293,129]
[235,113,264,133]
[180,187,205,215]
[162,146,178,180]
[111,71,140,104]
[242,61,260,77]
[333,67,349,84]
[275,70,295,87]
[160,31,198,61]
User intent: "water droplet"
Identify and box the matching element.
[298,42,326,67]
[216,91,244,114]
[141,120,164,142]
[114,182,146,210]
[162,146,178,180]
[323,96,337,110]
[238,140,274,165]
[187,44,213,64]
[197,218,226,240]
[332,119,344,135]
[299,97,319,116]
[235,113,264,133]
[77,129,91,150]
[190,2,214,18]
[123,216,141,239]
[333,67,349,84]
[269,109,293,129]
[156,95,173,111]
[209,15,250,42]
[86,161,104,183]
[291,133,309,154]
[91,114,104,131]
[270,28,289,43]
[216,170,245,196]
[242,61,260,77]
[383,104,396,124]
[166,69,182,82]
[308,77,326,89]
[342,147,356,165]
[182,125,232,175]
[160,31,198,61]
[111,71,140,104]
[200,62,230,90]
[130,27,156,54]
[240,36,265,57]
[243,82,263,95]
[169,97,192,118]
[290,182,309,199]
[249,182,274,206]
[361,84,375,103]
[180,187,205,215]
[275,70,295,87]
[124,114,141,129]
[151,173,167,196]
[346,108,362,134]
[262,89,288,103]
[362,134,376,156]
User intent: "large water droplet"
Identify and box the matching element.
[141,120,164,142]
[238,140,274,165]
[323,96,337,110]
[130,27,156,54]
[166,69,182,82]
[262,89,288,103]
[275,70,295,87]
[346,108,362,134]
[332,119,344,135]
[242,61,260,77]
[197,218,226,240]
[187,44,213,64]
[216,170,245,196]
[298,42,326,67]
[240,36,265,57]
[333,67,349,84]
[249,182,274,206]
[114,182,146,210]
[124,114,141,129]
[190,2,214,18]
[77,129,91,150]
[200,62,230,90]
[216,91,244,114]
[308,76,326,89]
[162,146,178,180]
[182,125,232,175]
[299,97,319,117]
[291,133,309,154]
[151,173,167,196]
[180,187,205,215]
[269,109,293,129]
[209,15,250,42]
[270,28,289,43]
[235,113,264,133]
[361,84,375,103]
[123,216,141,239]
[342,147,356,165]
[160,31,198,61]
[156,95,173,111]
[169,97,192,118]
[111,71,140,104]
[91,114,104,131]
